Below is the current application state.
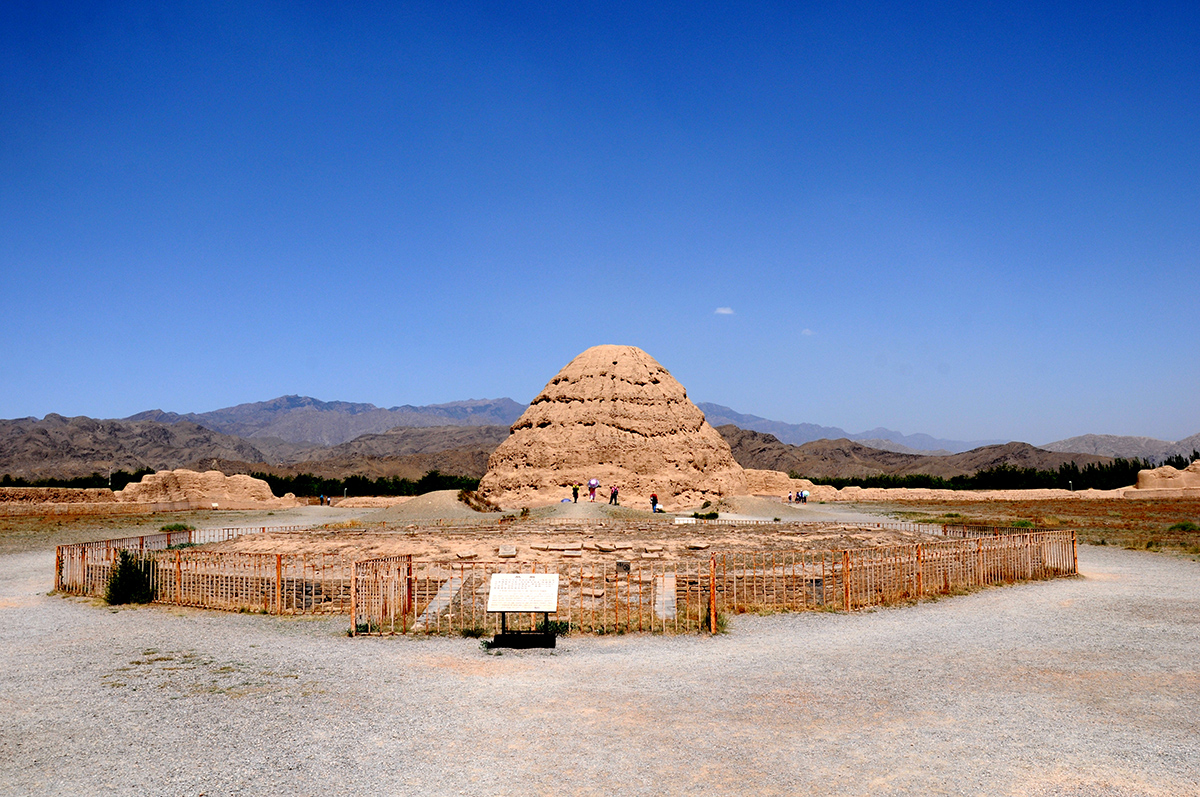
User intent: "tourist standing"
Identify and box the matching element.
[609,485,619,505]
[650,493,658,513]
[572,483,580,503]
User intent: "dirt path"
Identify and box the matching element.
[1,544,1197,795]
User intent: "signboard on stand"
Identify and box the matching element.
[487,573,559,648]
[487,573,559,613]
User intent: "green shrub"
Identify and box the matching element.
[105,551,155,605]
[159,523,194,532]
[692,511,719,520]
[1168,521,1199,533]
[702,606,728,634]
[537,619,571,637]
[1011,520,1035,528]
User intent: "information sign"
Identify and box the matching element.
[487,573,559,613]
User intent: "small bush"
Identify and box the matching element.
[537,619,571,637]
[159,523,194,532]
[1168,521,1199,533]
[692,511,719,520]
[105,551,155,605]
[458,489,500,513]
[1011,520,1035,528]
[702,606,728,634]
[459,627,486,639]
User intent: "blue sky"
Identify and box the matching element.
[2,1,1197,444]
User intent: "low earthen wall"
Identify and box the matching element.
[0,487,117,504]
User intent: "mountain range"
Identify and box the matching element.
[1040,433,1200,462]
[128,395,525,447]
[696,403,1000,454]
[1,394,1195,482]
[714,426,1111,480]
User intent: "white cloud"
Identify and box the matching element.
[801,328,814,336]
[714,307,734,315]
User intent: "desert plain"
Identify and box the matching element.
[2,494,1199,795]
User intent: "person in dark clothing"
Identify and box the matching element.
[608,485,619,505]
[650,493,658,513]
[572,483,580,503]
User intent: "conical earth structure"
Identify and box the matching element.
[479,345,748,509]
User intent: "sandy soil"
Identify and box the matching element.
[3,538,1198,794]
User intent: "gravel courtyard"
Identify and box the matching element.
[1,543,1197,796]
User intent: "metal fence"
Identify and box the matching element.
[53,525,355,615]
[350,529,1078,635]
[56,523,1077,631]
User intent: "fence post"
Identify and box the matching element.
[175,550,182,605]
[709,553,717,634]
[916,545,923,598]
[349,560,357,637]
[1072,531,1078,574]
[275,554,282,615]
[843,551,851,610]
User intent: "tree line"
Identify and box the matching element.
[795,453,1199,492]
[0,469,155,491]
[249,470,480,498]
[0,468,480,498]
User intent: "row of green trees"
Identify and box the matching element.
[249,469,480,498]
[796,453,1199,492]
[0,469,155,491]
[0,468,480,498]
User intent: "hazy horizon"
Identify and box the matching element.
[7,390,1196,449]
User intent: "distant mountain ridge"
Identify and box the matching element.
[128,395,526,446]
[1040,433,1200,462]
[697,402,1003,453]
[4,394,1194,483]
[716,426,1113,480]
[0,414,270,480]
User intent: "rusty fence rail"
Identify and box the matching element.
[55,524,1077,630]
[55,525,321,607]
[351,529,1078,635]
[938,523,1069,538]
[57,547,353,614]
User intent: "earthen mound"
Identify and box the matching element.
[367,490,494,521]
[0,487,117,504]
[1132,461,1200,496]
[116,469,295,507]
[478,345,747,509]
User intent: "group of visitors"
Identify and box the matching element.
[568,480,663,512]
[570,478,619,505]
[787,490,810,504]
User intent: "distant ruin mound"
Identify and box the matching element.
[1132,461,1200,497]
[478,345,748,509]
[0,487,117,505]
[116,469,295,507]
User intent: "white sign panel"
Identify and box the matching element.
[487,573,560,613]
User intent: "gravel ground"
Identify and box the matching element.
[1,542,1197,796]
